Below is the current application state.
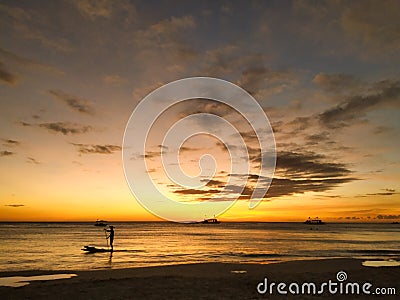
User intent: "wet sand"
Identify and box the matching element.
[1,258,399,299]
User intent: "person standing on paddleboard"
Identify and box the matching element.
[105,225,115,251]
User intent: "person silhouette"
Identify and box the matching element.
[105,225,115,251]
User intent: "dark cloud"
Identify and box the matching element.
[71,143,121,154]
[0,61,19,86]
[305,132,334,146]
[48,89,94,115]
[138,151,160,160]
[200,179,225,187]
[180,146,200,153]
[224,174,355,200]
[4,204,24,208]
[275,151,351,178]
[0,150,14,156]
[173,188,221,195]
[366,188,398,196]
[173,149,355,201]
[36,122,92,135]
[319,80,400,128]
[286,116,313,135]
[376,214,400,220]
[194,149,356,201]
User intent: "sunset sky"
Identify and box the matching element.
[1,0,399,222]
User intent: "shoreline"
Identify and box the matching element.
[1,258,399,299]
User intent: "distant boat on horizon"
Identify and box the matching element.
[304,217,325,225]
[94,220,108,227]
[200,218,220,224]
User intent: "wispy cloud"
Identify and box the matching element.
[0,47,64,75]
[39,122,91,135]
[2,139,20,147]
[48,89,95,115]
[313,73,360,93]
[103,74,128,86]
[74,0,137,22]
[0,150,14,157]
[27,157,40,164]
[71,143,121,154]
[4,204,25,208]
[21,121,92,135]
[0,4,74,52]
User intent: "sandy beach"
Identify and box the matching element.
[1,258,398,299]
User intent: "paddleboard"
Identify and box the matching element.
[82,245,113,253]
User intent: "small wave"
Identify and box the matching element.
[348,249,400,254]
[224,252,284,258]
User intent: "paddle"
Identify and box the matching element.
[104,228,109,250]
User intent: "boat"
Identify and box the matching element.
[200,218,220,224]
[82,245,112,253]
[94,219,108,226]
[304,217,325,225]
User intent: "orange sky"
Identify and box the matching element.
[0,0,399,222]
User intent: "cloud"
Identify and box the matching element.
[340,0,400,59]
[0,47,64,75]
[276,151,351,178]
[37,122,91,135]
[103,74,128,86]
[319,79,400,128]
[305,132,334,146]
[0,62,19,86]
[132,81,164,101]
[312,73,360,93]
[71,143,121,154]
[0,150,15,157]
[74,0,136,22]
[237,66,297,96]
[376,214,400,220]
[290,0,400,60]
[0,4,74,52]
[21,121,91,135]
[4,204,24,208]
[48,90,94,115]
[128,15,197,80]
[2,139,20,147]
[27,157,40,164]
[178,98,233,119]
[224,175,355,200]
[172,149,355,201]
[74,0,114,19]
[134,15,196,53]
[173,188,222,195]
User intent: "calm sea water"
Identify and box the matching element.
[0,222,399,271]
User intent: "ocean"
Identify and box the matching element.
[0,222,399,272]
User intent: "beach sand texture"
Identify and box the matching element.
[1,258,399,299]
